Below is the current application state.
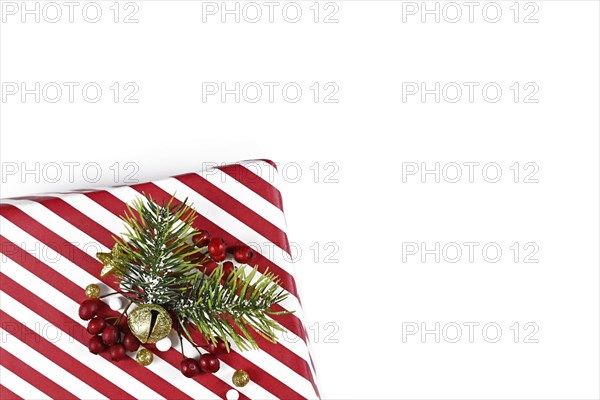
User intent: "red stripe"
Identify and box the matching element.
[0,383,23,400]
[217,164,284,211]
[0,271,198,400]
[0,310,136,400]
[0,235,238,400]
[42,197,115,248]
[0,347,78,400]
[175,173,290,253]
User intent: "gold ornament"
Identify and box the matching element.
[232,370,250,387]
[136,348,154,366]
[127,304,172,343]
[97,244,127,277]
[85,284,101,299]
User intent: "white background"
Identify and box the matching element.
[1,1,599,398]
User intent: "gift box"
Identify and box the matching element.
[0,160,320,400]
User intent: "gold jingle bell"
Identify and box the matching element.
[127,304,172,343]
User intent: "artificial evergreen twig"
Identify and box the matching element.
[106,193,291,351]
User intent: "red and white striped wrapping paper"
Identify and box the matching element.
[0,160,320,400]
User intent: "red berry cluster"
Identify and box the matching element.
[79,299,140,362]
[195,231,254,263]
[192,231,256,280]
[180,338,228,378]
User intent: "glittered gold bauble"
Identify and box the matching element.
[127,304,172,343]
[232,370,250,387]
[136,348,154,366]
[85,284,101,299]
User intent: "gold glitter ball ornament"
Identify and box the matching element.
[232,370,250,387]
[85,284,101,299]
[136,348,154,366]
[127,304,172,343]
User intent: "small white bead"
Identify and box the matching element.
[226,389,240,400]
[108,296,124,311]
[155,336,172,352]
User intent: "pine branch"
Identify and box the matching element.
[176,264,290,351]
[112,194,201,308]
[106,193,291,351]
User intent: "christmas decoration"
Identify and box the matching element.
[123,332,141,352]
[85,284,101,299]
[97,245,126,277]
[135,348,154,366]
[199,353,220,373]
[109,344,126,362]
[102,325,120,346]
[234,246,255,264]
[79,194,290,380]
[87,317,106,335]
[232,369,250,387]
[88,336,106,354]
[127,304,172,344]
[108,296,124,311]
[155,336,172,352]
[226,389,240,400]
[180,358,201,378]
[79,299,100,320]
[207,338,229,354]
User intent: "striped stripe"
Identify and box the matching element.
[0,161,319,399]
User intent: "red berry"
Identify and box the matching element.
[222,261,235,280]
[234,246,255,264]
[87,317,106,335]
[211,252,226,262]
[79,299,100,320]
[207,238,227,257]
[123,332,141,352]
[180,358,201,378]
[199,354,220,373]
[109,344,126,362]
[102,325,120,346]
[193,230,211,248]
[207,338,229,355]
[89,335,106,354]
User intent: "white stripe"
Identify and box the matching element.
[0,217,293,399]
[0,365,52,400]
[0,326,108,400]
